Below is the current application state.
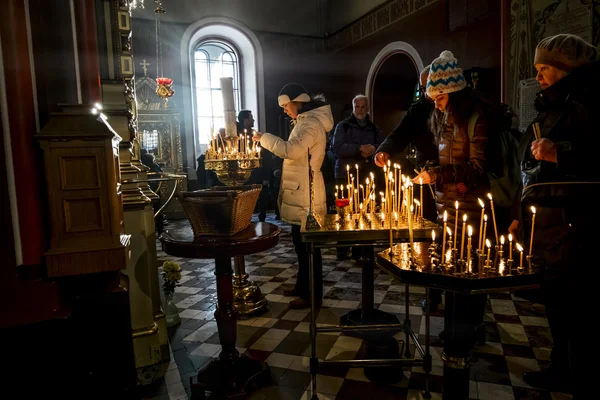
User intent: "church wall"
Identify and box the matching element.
[323,0,502,134]
[327,0,390,35]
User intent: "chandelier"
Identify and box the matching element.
[128,0,144,11]
[154,0,174,108]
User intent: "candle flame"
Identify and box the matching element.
[508,233,513,242]
[500,235,505,245]
[484,214,488,221]
[346,165,350,171]
[467,225,473,236]
[414,199,420,206]
[487,192,493,200]
[420,177,423,185]
[486,238,491,248]
[355,164,358,170]
[370,172,374,179]
[478,198,484,208]
[432,230,436,241]
[455,200,459,209]
[463,214,467,222]
[446,226,452,236]
[531,206,536,214]
[516,243,523,252]
[443,210,447,221]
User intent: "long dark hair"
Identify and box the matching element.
[430,87,498,135]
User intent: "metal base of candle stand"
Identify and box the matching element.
[232,256,267,317]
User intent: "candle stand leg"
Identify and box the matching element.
[191,256,269,399]
[340,246,403,384]
[441,292,477,400]
[232,256,268,318]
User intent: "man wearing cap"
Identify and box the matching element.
[510,34,599,397]
[252,83,333,309]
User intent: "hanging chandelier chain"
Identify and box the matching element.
[155,0,165,78]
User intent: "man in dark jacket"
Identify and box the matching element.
[510,34,598,398]
[332,94,382,260]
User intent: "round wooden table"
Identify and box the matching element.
[160,222,280,399]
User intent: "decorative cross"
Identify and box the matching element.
[140,59,150,76]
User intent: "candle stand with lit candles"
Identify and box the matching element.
[183,77,266,318]
[376,237,540,399]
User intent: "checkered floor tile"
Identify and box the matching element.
[150,213,573,400]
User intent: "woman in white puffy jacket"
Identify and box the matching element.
[253,83,333,309]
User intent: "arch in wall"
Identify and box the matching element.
[180,16,265,175]
[365,41,424,120]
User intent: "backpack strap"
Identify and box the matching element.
[467,112,480,141]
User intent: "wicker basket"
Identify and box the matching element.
[178,184,262,237]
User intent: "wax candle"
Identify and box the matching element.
[355,164,360,203]
[441,210,448,264]
[516,243,524,269]
[478,198,485,251]
[467,225,473,272]
[346,165,350,190]
[446,227,453,264]
[508,233,513,260]
[408,205,414,251]
[453,201,459,249]
[481,214,488,252]
[460,214,467,260]
[529,206,536,256]
[500,235,505,253]
[420,177,424,218]
[487,193,499,244]
[486,239,492,263]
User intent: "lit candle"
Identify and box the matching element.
[453,201,459,249]
[486,239,492,264]
[508,233,513,260]
[500,235,505,254]
[487,193,499,244]
[529,206,536,256]
[477,198,485,251]
[355,164,360,204]
[467,225,473,272]
[481,214,488,252]
[432,229,436,242]
[420,177,424,219]
[516,243,524,269]
[346,165,350,191]
[335,185,339,199]
[441,210,448,264]
[460,213,467,260]
[446,226,453,264]
[408,204,414,251]
[244,129,248,154]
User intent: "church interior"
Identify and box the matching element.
[1,0,593,399]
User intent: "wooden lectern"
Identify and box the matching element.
[37,104,130,277]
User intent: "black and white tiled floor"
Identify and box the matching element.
[151,213,573,400]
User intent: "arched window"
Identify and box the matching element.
[193,41,241,145]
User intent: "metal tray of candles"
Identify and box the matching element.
[376,242,540,294]
[301,213,442,243]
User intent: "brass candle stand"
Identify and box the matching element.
[203,136,266,317]
[204,136,261,187]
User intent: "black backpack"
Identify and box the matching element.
[467,110,521,208]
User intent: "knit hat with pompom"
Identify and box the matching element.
[426,50,466,98]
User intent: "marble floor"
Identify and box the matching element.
[147,212,573,400]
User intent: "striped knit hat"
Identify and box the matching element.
[426,50,466,98]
